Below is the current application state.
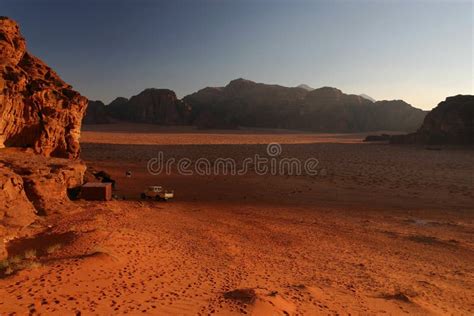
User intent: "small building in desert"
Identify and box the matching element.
[81,182,112,201]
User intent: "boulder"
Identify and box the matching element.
[0,17,88,158]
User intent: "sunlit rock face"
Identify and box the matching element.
[0,17,88,158]
[0,148,86,260]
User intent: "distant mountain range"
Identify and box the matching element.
[84,78,427,132]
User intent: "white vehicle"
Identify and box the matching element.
[140,186,174,201]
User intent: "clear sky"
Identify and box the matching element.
[3,0,473,109]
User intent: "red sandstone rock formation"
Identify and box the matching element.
[0,17,88,158]
[0,17,88,260]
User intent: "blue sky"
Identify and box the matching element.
[3,0,472,109]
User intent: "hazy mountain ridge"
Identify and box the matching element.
[183,79,427,132]
[84,78,427,132]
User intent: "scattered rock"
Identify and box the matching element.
[223,288,257,304]
[379,292,412,303]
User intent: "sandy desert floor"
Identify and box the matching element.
[1,124,473,315]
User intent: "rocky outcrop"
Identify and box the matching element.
[184,79,426,132]
[0,148,86,260]
[0,17,88,260]
[0,162,36,259]
[391,95,474,145]
[107,89,191,125]
[0,148,86,213]
[0,17,88,158]
[83,100,110,124]
[0,162,37,227]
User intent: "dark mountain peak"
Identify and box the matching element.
[226,78,256,88]
[375,99,414,109]
[312,86,342,93]
[83,100,109,124]
[139,88,176,97]
[443,94,473,105]
[89,100,105,106]
[108,97,128,107]
[201,86,224,92]
[102,88,191,125]
[306,86,344,101]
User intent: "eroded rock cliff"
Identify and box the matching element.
[107,89,191,125]
[0,17,88,158]
[0,17,88,260]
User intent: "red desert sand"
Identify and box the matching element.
[1,124,473,315]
